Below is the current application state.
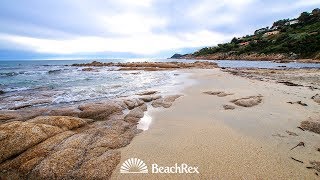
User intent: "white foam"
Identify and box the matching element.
[137,111,152,131]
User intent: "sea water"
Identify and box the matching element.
[0,59,319,110]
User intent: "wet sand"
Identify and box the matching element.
[112,69,320,179]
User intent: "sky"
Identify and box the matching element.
[0,0,319,60]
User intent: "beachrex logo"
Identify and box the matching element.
[120,158,199,174]
[120,158,148,173]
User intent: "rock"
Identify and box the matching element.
[203,91,234,97]
[123,99,145,110]
[29,147,86,179]
[223,105,236,110]
[300,118,320,134]
[75,150,121,179]
[9,104,32,110]
[78,101,123,121]
[0,112,138,179]
[0,121,62,163]
[312,94,320,104]
[28,116,90,130]
[0,113,17,121]
[72,61,218,70]
[47,107,81,117]
[0,108,50,123]
[0,95,148,179]
[0,90,5,95]
[139,95,161,102]
[136,91,158,96]
[152,95,182,108]
[124,105,146,124]
[82,67,95,71]
[124,100,136,110]
[231,96,263,107]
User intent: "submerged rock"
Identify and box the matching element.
[231,96,263,107]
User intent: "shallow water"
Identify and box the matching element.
[0,60,191,110]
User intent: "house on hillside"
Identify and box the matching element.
[239,41,250,46]
[254,27,268,35]
[264,31,280,36]
[285,19,299,25]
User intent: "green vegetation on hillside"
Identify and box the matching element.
[193,8,320,59]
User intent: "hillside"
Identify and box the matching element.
[173,8,320,62]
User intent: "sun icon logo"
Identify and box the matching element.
[120,158,148,174]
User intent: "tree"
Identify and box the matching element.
[231,37,239,44]
[298,12,311,23]
[273,19,289,27]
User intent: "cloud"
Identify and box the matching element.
[0,30,231,55]
[0,0,319,58]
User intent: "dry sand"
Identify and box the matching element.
[112,69,320,179]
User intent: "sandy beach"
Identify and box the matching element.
[112,68,320,179]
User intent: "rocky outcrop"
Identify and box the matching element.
[72,61,218,70]
[0,95,182,179]
[231,96,263,107]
